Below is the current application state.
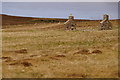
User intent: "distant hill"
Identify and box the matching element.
[1,14,119,27]
[1,14,92,26]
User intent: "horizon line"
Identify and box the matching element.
[1,13,119,20]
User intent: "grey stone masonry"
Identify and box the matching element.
[100,14,112,30]
[64,14,76,30]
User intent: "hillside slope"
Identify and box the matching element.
[1,14,119,29]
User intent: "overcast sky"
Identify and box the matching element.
[2,2,118,20]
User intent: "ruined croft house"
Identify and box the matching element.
[100,14,112,30]
[64,14,76,30]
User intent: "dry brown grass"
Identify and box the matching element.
[2,21,118,78]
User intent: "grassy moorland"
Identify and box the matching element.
[2,14,119,78]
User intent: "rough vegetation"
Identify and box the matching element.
[1,14,119,78]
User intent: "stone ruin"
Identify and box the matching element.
[64,14,76,30]
[100,14,112,30]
